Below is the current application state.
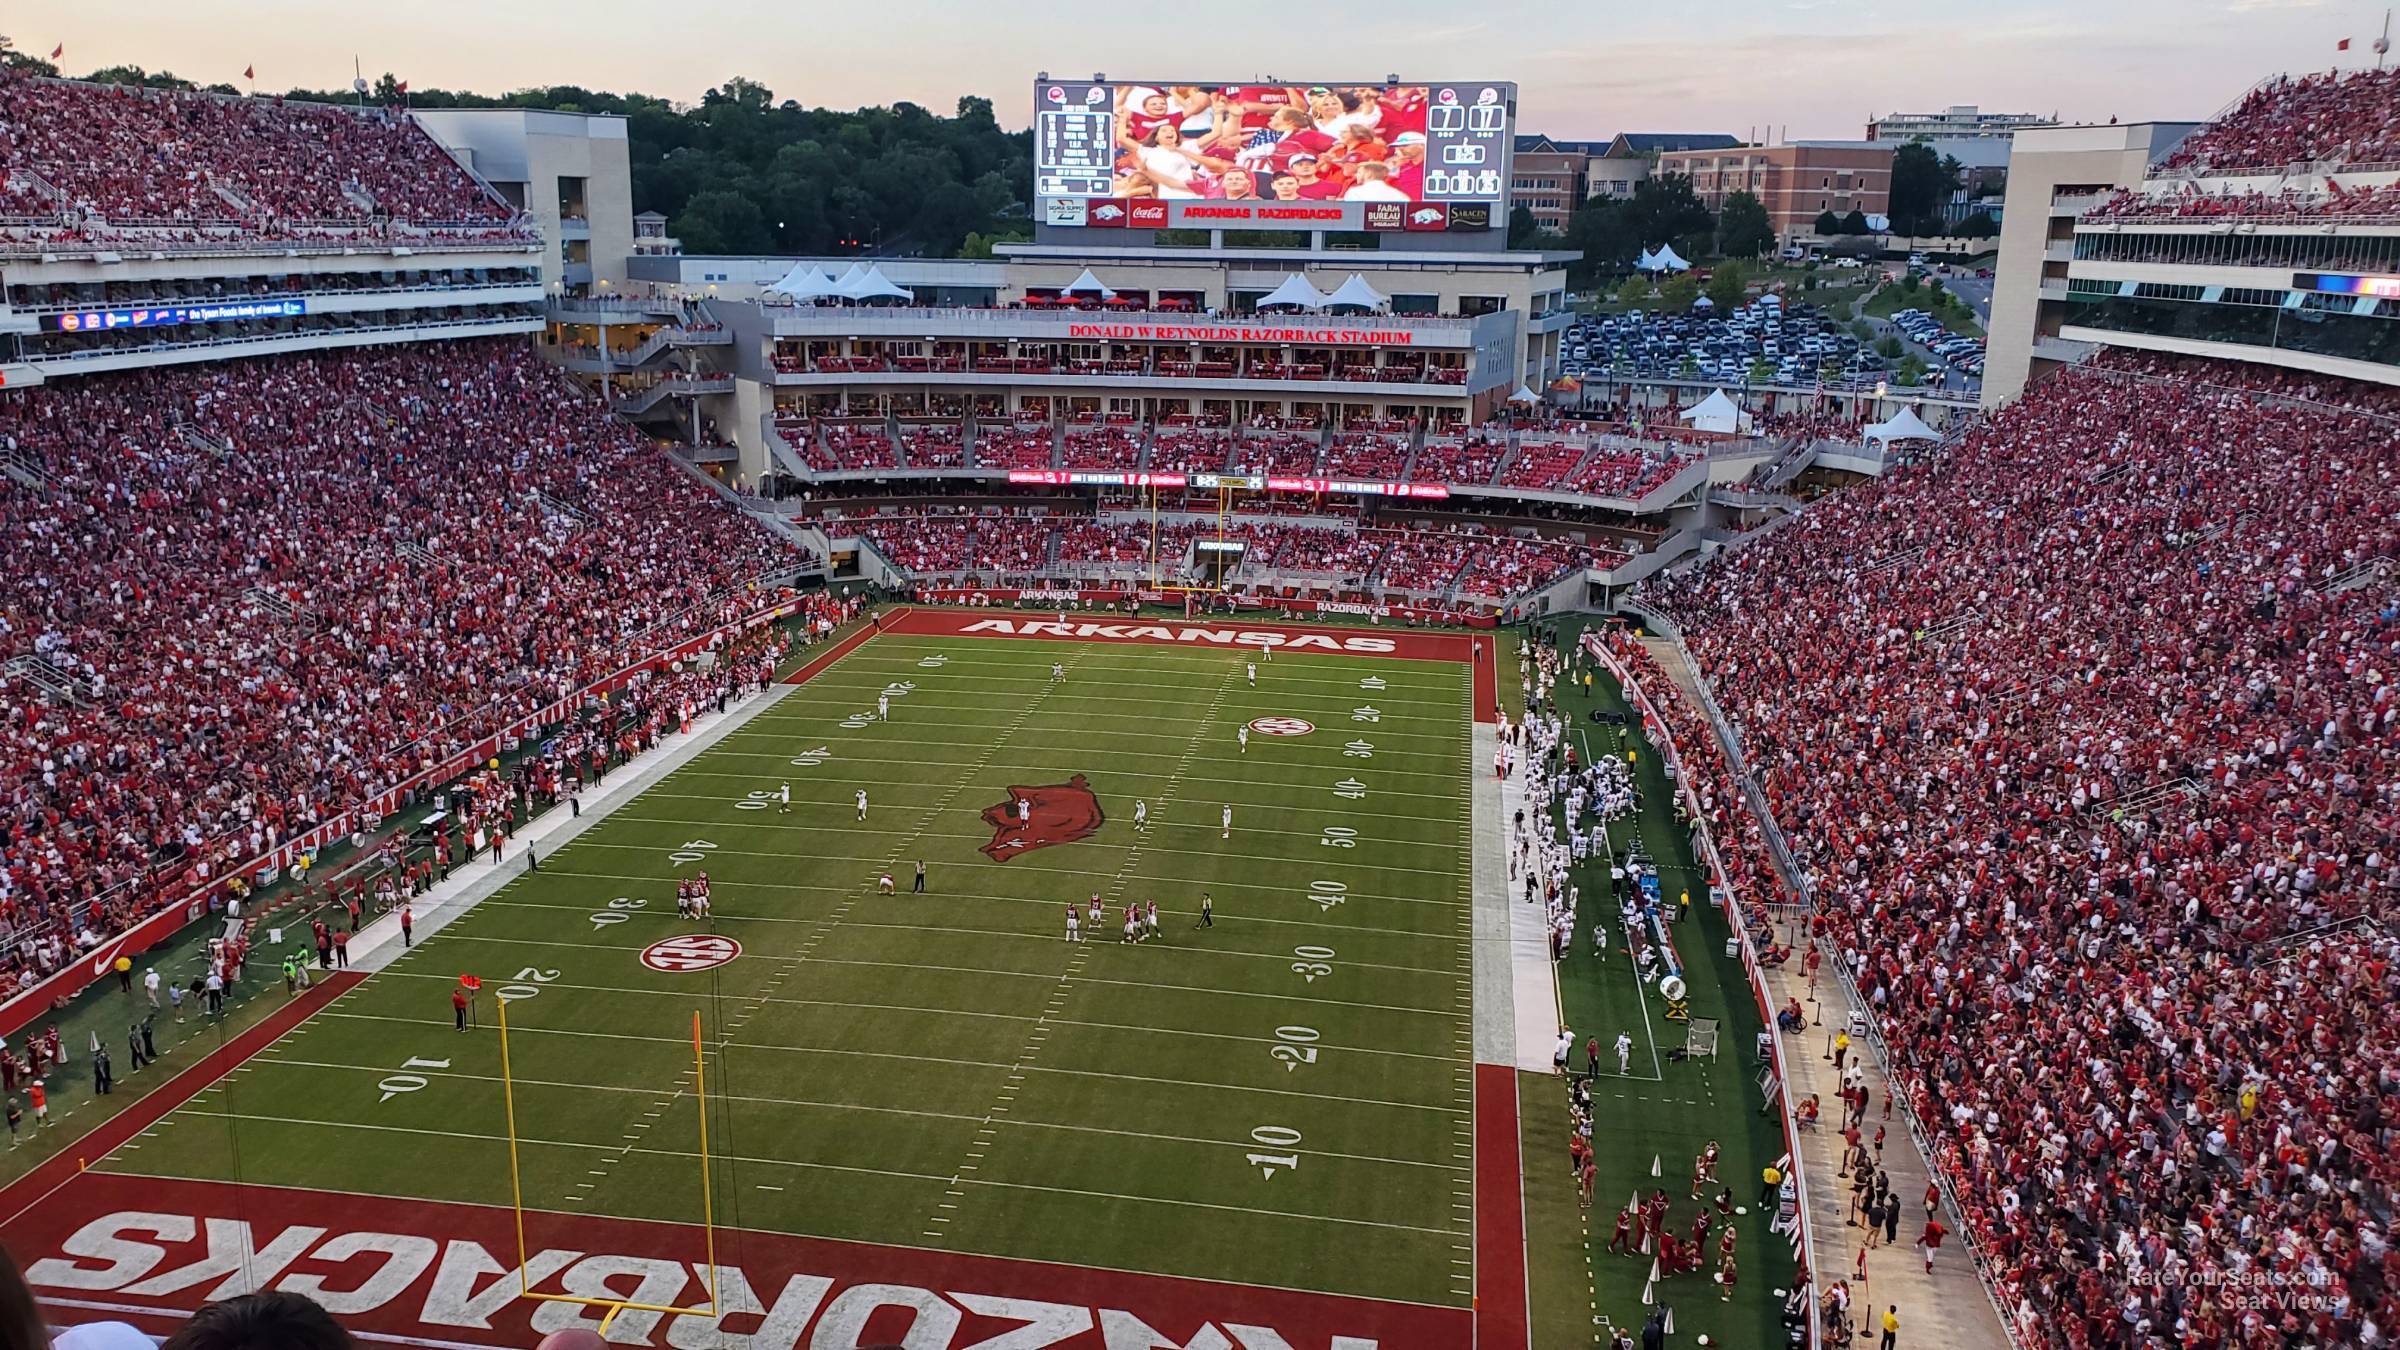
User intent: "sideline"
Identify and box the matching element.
[348,682,802,975]
[0,968,366,1231]
[349,616,890,974]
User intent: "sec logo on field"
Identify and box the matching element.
[1247,717,1315,737]
[640,934,742,973]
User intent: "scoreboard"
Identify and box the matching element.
[1032,77,1515,232]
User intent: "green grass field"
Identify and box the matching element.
[100,630,1481,1307]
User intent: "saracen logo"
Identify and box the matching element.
[981,774,1106,860]
[957,618,1396,654]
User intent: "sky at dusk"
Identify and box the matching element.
[22,0,2382,138]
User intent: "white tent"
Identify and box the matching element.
[1677,388,1745,434]
[766,263,834,301]
[1639,243,1691,273]
[1506,384,1539,405]
[1061,268,1116,299]
[1864,406,1940,443]
[835,265,914,304]
[829,262,867,293]
[1256,274,1330,310]
[1323,274,1390,311]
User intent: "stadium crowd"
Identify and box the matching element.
[0,71,527,241]
[0,341,800,980]
[1062,425,1146,471]
[1412,434,1508,487]
[897,421,967,469]
[819,422,902,472]
[1643,348,2400,1350]
[1321,433,1410,481]
[2083,181,2400,222]
[2158,66,2400,173]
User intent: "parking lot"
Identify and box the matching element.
[1886,306,1985,381]
[1562,292,1888,389]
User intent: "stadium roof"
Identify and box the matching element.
[1515,134,1615,155]
[1606,133,1742,157]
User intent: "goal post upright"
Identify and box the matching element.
[494,994,723,1330]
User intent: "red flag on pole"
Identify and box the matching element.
[244,64,255,80]
[397,80,408,94]
[48,43,61,60]
[2339,37,2352,50]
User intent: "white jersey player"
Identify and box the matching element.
[1246,661,1256,687]
[878,693,890,720]
[1134,799,1149,831]
[855,789,868,820]
[1051,661,1064,681]
[1237,725,1249,754]
[1616,1031,1634,1075]
[1221,804,1233,839]
[777,783,791,814]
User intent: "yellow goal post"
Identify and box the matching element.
[494,999,722,1333]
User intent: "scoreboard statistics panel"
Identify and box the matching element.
[1032,78,1515,231]
[1034,81,1116,199]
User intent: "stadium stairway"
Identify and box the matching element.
[1395,426,1427,484]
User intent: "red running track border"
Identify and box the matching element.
[1473,1061,1530,1350]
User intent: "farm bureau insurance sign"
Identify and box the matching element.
[1066,322,1418,348]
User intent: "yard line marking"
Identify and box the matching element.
[955,1175,1463,1238]
[569,832,1467,883]
[167,1107,1453,1235]
[363,963,1467,1022]
[677,760,1471,801]
[512,875,1460,941]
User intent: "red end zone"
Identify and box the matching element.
[10,1172,1470,1349]
[803,606,1501,721]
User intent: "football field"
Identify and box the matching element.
[7,611,1501,1347]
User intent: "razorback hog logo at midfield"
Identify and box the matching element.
[981,774,1105,860]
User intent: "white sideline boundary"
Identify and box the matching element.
[1496,757,1565,1073]
[1469,722,1532,1068]
[346,681,803,976]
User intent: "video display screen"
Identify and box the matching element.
[1034,79,1512,226]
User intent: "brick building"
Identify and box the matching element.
[1509,136,1612,233]
[1653,142,1895,239]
